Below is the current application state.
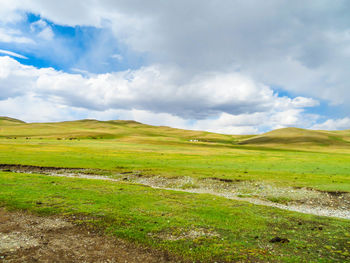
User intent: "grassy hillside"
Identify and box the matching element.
[239,127,350,148]
[0,116,25,125]
[2,118,350,150]
[0,118,245,145]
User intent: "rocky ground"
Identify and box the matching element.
[131,175,350,219]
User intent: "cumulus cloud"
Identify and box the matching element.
[0,1,349,133]
[311,118,350,131]
[0,56,315,118]
[0,1,348,105]
[0,56,320,133]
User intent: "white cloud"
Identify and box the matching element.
[2,0,347,111]
[2,57,307,119]
[289,97,320,108]
[0,56,321,133]
[0,95,69,122]
[0,0,24,23]
[0,27,34,44]
[0,50,27,59]
[30,19,47,31]
[2,1,348,133]
[111,54,123,61]
[311,117,350,130]
[30,19,54,41]
[70,68,91,75]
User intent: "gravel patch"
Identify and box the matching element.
[1,164,349,220]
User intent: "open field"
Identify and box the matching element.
[1,172,350,262]
[0,117,350,262]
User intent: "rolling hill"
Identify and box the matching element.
[1,117,350,149]
[238,127,350,147]
[0,117,243,145]
[0,116,26,125]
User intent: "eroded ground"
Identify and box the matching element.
[1,164,349,220]
[0,208,175,263]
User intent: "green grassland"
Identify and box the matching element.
[1,171,349,262]
[0,117,349,192]
[0,117,350,261]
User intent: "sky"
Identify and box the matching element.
[0,0,350,134]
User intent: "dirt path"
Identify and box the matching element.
[1,164,349,220]
[0,208,175,263]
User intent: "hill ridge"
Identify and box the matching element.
[0,116,26,124]
[239,127,350,146]
[1,117,350,148]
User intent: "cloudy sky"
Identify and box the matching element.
[0,0,350,134]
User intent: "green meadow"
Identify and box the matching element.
[0,117,350,261]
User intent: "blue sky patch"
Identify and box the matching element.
[0,12,147,74]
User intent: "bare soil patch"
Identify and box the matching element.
[0,208,176,263]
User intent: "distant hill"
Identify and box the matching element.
[0,116,26,125]
[238,127,350,147]
[1,117,350,149]
[0,117,241,145]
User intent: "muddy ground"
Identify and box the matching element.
[0,208,176,263]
